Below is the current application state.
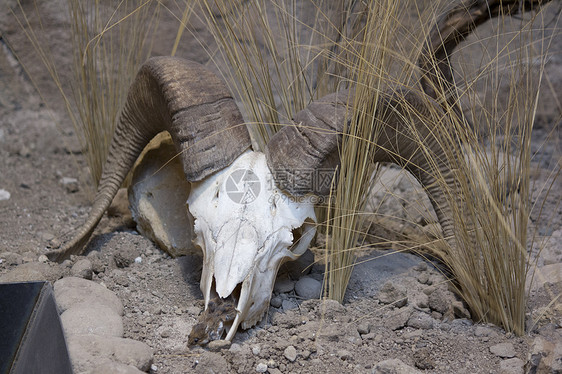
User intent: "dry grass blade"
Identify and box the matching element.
[412,2,561,334]
[68,0,160,185]
[324,0,400,303]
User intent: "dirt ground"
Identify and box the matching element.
[0,1,561,373]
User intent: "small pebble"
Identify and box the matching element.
[252,345,261,356]
[489,342,516,358]
[38,254,49,263]
[270,296,282,308]
[284,345,297,362]
[150,364,158,372]
[255,362,268,373]
[61,177,79,193]
[0,189,11,201]
[135,256,142,264]
[294,277,322,299]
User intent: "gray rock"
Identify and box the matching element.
[474,325,498,337]
[0,261,59,282]
[372,358,422,374]
[54,277,124,315]
[282,299,298,311]
[284,345,297,362]
[88,361,146,374]
[255,362,268,373]
[71,259,93,280]
[377,282,407,307]
[499,357,524,374]
[61,177,79,193]
[61,304,123,337]
[526,337,562,374]
[427,288,450,314]
[386,307,413,331]
[207,340,231,352]
[0,189,11,201]
[274,276,295,294]
[294,277,322,299]
[0,251,23,266]
[66,334,153,373]
[357,322,370,335]
[407,311,435,330]
[489,342,516,358]
[270,296,282,308]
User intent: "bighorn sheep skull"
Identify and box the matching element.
[49,0,546,341]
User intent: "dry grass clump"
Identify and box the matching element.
[201,0,560,334]
[11,0,160,185]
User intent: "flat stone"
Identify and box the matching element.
[66,334,153,373]
[71,259,93,280]
[207,340,231,352]
[527,337,562,374]
[386,307,413,331]
[427,288,450,314]
[61,177,79,193]
[372,358,422,374]
[89,361,146,374]
[294,277,322,299]
[274,276,295,294]
[0,189,11,201]
[489,342,516,358]
[0,251,23,266]
[0,261,59,282]
[54,277,123,315]
[61,304,123,337]
[255,362,268,373]
[407,311,435,330]
[270,296,282,308]
[377,282,408,307]
[499,357,524,374]
[281,299,298,311]
[284,345,297,362]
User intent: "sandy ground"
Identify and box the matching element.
[0,1,561,373]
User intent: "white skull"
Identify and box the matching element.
[187,151,316,339]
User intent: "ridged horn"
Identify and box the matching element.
[266,0,550,248]
[48,57,251,261]
[419,0,550,101]
[265,89,459,246]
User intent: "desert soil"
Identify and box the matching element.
[0,1,561,373]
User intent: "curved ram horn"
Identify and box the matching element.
[48,57,251,261]
[266,0,551,249]
[419,0,550,102]
[265,89,460,246]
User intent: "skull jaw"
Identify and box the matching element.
[197,218,316,341]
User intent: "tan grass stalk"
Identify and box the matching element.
[324,0,400,302]
[68,0,160,185]
[410,3,560,334]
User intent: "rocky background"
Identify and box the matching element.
[0,1,561,373]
